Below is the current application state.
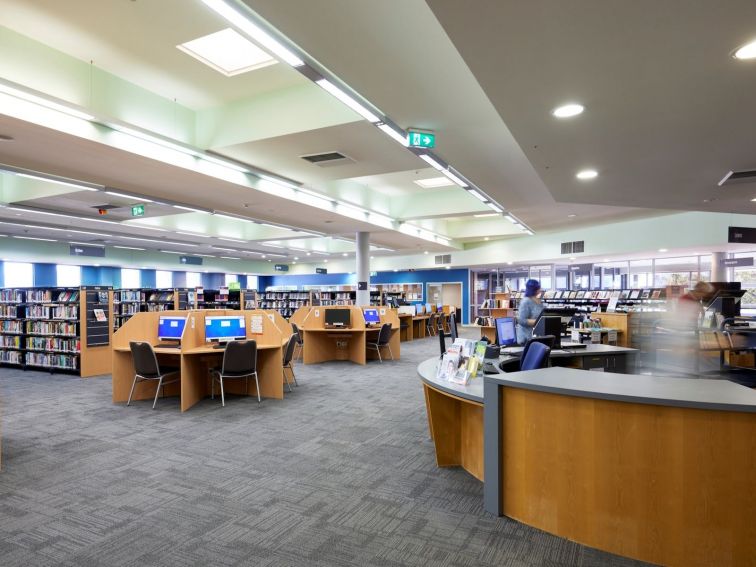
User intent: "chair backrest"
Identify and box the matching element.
[520,335,555,363]
[291,322,304,345]
[449,313,458,341]
[520,340,552,371]
[283,333,297,365]
[130,341,160,377]
[221,340,257,375]
[378,323,392,345]
[438,326,446,357]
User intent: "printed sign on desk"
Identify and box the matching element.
[250,315,264,335]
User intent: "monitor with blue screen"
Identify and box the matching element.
[158,316,186,341]
[425,303,432,313]
[495,317,517,347]
[205,315,246,345]
[363,308,380,325]
[415,304,425,315]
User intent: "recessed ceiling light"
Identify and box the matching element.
[551,103,584,118]
[733,39,756,60]
[445,266,451,270]
[306,252,311,256]
[342,253,348,257]
[576,169,598,180]
[324,260,328,263]
[484,237,490,241]
[177,28,277,76]
[506,261,513,265]
[751,198,756,202]
[603,258,610,262]
[658,248,668,252]
[569,256,576,260]
[423,251,429,254]
[568,214,577,218]
[413,177,455,189]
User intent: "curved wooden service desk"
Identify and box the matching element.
[298,306,400,365]
[418,358,756,566]
[113,310,291,411]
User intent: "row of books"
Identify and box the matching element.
[0,305,20,318]
[542,289,665,300]
[145,304,174,312]
[0,351,22,364]
[259,300,309,309]
[0,290,25,303]
[25,352,79,370]
[25,305,79,320]
[25,337,81,353]
[0,320,23,334]
[117,290,142,302]
[0,335,21,348]
[27,289,80,303]
[479,299,511,309]
[25,321,79,336]
[146,292,174,302]
[262,292,310,300]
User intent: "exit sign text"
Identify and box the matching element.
[407,130,435,149]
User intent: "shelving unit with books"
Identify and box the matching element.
[113,289,143,330]
[242,289,258,310]
[0,286,113,376]
[194,288,241,310]
[260,290,311,318]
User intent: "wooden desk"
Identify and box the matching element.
[398,313,413,341]
[411,315,429,339]
[418,359,756,566]
[303,328,366,365]
[112,310,289,411]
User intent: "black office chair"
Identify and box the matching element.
[282,333,298,392]
[444,313,458,341]
[367,323,394,362]
[127,341,180,409]
[210,340,259,406]
[438,327,446,358]
[426,312,437,336]
[291,322,304,361]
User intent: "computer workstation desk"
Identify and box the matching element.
[500,342,638,372]
[417,358,756,567]
[112,310,291,411]
[299,306,400,364]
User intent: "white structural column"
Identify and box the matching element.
[356,232,370,306]
[711,252,726,282]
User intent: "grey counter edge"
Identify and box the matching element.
[417,359,483,403]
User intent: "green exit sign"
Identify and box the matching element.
[407,130,435,149]
[131,204,145,217]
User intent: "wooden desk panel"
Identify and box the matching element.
[303,329,366,365]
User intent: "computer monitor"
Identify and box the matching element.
[158,316,186,342]
[415,304,425,315]
[325,308,351,328]
[425,302,432,314]
[495,317,517,347]
[205,315,246,344]
[363,308,380,325]
[534,315,562,348]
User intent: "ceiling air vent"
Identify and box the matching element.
[561,240,584,254]
[435,254,451,265]
[718,170,756,186]
[300,151,355,168]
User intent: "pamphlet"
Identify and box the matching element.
[441,353,461,381]
[93,309,107,322]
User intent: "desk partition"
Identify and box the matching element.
[113,310,288,411]
[302,305,366,365]
[365,307,401,361]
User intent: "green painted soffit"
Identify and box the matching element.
[0,25,195,144]
[0,174,77,203]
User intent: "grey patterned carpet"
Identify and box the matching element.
[0,329,651,566]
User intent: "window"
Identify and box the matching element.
[121,268,140,288]
[246,275,259,290]
[56,265,81,287]
[155,270,173,289]
[186,272,202,288]
[3,262,33,287]
[224,273,238,286]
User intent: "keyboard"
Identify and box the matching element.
[156,343,181,349]
[482,362,500,375]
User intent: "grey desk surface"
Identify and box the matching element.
[418,358,756,412]
[500,343,637,357]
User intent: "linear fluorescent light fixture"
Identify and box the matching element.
[486,203,503,213]
[113,245,146,251]
[69,241,105,247]
[467,189,489,202]
[201,0,305,67]
[0,82,94,121]
[20,224,111,237]
[105,190,153,203]
[418,154,445,171]
[173,205,210,214]
[377,123,408,146]
[212,247,238,252]
[14,171,100,192]
[12,235,57,242]
[220,256,241,260]
[159,250,185,255]
[474,213,499,218]
[440,169,468,188]
[315,79,380,123]
[504,215,517,223]
[176,231,211,238]
[119,236,197,247]
[218,237,246,243]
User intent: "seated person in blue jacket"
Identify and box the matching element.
[517,279,544,344]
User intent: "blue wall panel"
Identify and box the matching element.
[141,269,156,288]
[33,263,57,287]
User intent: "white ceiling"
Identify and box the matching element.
[1,0,751,270]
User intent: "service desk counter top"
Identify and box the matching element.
[418,358,756,567]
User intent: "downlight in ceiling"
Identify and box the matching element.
[177,28,277,76]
